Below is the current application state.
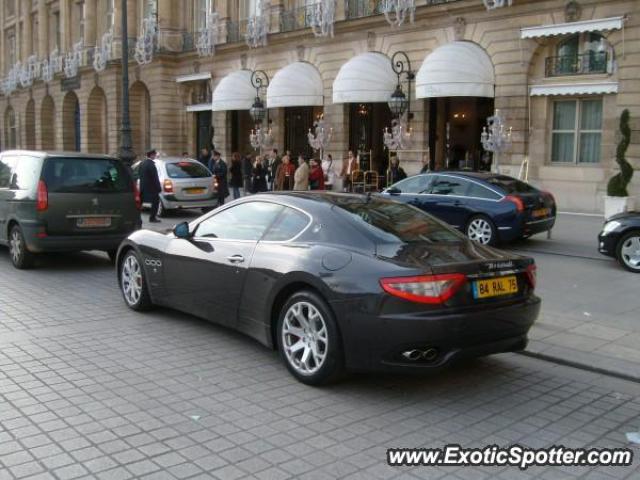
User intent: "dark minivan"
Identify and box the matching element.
[0,151,142,269]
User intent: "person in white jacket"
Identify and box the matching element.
[294,155,310,191]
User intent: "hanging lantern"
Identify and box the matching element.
[250,97,267,124]
[387,85,408,118]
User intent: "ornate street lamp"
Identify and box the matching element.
[481,109,512,173]
[388,51,414,120]
[119,0,135,165]
[307,115,333,161]
[249,70,273,151]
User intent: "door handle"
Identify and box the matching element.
[227,254,245,264]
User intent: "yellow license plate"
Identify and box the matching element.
[186,188,205,194]
[532,208,550,218]
[473,276,518,299]
[77,217,111,228]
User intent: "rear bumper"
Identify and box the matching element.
[336,295,540,373]
[158,194,219,210]
[497,216,555,242]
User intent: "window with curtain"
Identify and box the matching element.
[551,98,602,164]
[241,0,262,19]
[194,0,212,33]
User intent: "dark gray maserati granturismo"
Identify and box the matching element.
[116,192,540,385]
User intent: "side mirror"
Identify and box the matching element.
[387,187,401,195]
[173,222,192,239]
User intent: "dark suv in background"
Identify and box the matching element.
[0,151,141,269]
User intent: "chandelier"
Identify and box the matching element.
[310,0,336,38]
[250,126,274,151]
[245,0,270,48]
[64,41,84,78]
[134,5,158,65]
[307,115,333,160]
[93,28,114,72]
[383,119,412,151]
[481,109,512,173]
[196,10,220,56]
[381,0,415,27]
[483,0,513,10]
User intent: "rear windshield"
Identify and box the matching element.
[486,175,537,194]
[42,157,131,193]
[166,162,211,179]
[332,197,461,244]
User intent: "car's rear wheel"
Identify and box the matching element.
[120,250,152,310]
[277,290,343,385]
[466,215,497,246]
[616,230,640,273]
[9,225,35,269]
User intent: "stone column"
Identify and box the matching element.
[37,0,48,57]
[23,6,33,58]
[84,0,97,46]
[60,0,70,50]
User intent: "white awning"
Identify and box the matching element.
[530,82,618,96]
[332,52,396,104]
[176,72,211,83]
[416,42,495,98]
[186,103,211,112]
[267,62,323,108]
[211,70,255,112]
[521,16,625,39]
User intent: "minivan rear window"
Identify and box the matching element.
[486,176,537,194]
[42,157,131,193]
[166,162,211,179]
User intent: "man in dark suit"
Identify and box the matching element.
[139,149,162,223]
[209,151,229,206]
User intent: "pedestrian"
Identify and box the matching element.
[388,157,407,185]
[294,155,309,191]
[229,152,243,200]
[340,150,359,192]
[139,149,162,223]
[251,155,268,193]
[420,153,430,174]
[209,151,229,206]
[309,158,325,190]
[242,153,253,195]
[322,154,336,191]
[275,155,295,191]
[198,147,211,168]
[266,148,281,191]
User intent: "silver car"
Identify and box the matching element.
[133,157,218,215]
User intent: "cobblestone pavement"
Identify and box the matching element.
[2,244,640,479]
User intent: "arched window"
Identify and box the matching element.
[553,33,610,76]
[4,106,17,149]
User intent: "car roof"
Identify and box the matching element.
[0,150,119,160]
[155,157,199,163]
[423,171,501,181]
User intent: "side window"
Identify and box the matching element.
[195,202,283,241]
[467,183,501,200]
[0,156,15,188]
[393,175,431,194]
[10,156,40,190]
[428,177,469,196]
[262,207,310,242]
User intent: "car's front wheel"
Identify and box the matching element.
[9,225,35,269]
[277,290,344,385]
[616,230,640,273]
[120,250,152,310]
[466,215,497,246]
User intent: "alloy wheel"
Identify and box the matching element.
[9,229,22,265]
[467,218,493,245]
[281,301,329,375]
[620,234,640,270]
[121,254,143,306]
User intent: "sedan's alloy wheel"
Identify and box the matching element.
[282,301,328,375]
[467,218,493,245]
[620,234,640,270]
[121,255,143,306]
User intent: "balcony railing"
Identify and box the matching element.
[226,19,250,44]
[280,6,315,33]
[545,52,608,77]
[345,0,462,20]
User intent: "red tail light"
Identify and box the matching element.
[380,273,466,304]
[133,183,142,210]
[163,179,174,193]
[36,180,48,212]
[504,195,524,213]
[525,264,537,289]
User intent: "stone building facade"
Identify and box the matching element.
[0,0,638,213]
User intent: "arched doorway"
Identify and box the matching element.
[41,95,56,150]
[87,87,108,153]
[25,99,36,149]
[4,106,17,149]
[130,81,151,159]
[62,91,81,151]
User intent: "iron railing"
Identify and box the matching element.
[545,52,608,77]
[345,0,462,20]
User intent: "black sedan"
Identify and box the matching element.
[380,172,556,246]
[598,211,640,273]
[116,193,540,385]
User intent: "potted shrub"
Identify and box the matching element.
[604,109,634,219]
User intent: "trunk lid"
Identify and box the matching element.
[162,161,215,201]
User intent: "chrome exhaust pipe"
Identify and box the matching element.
[402,350,423,361]
[422,348,438,362]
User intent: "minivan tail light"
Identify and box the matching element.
[525,264,537,289]
[380,274,466,304]
[36,180,48,212]
[163,179,174,193]
[133,183,142,210]
[503,195,524,213]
